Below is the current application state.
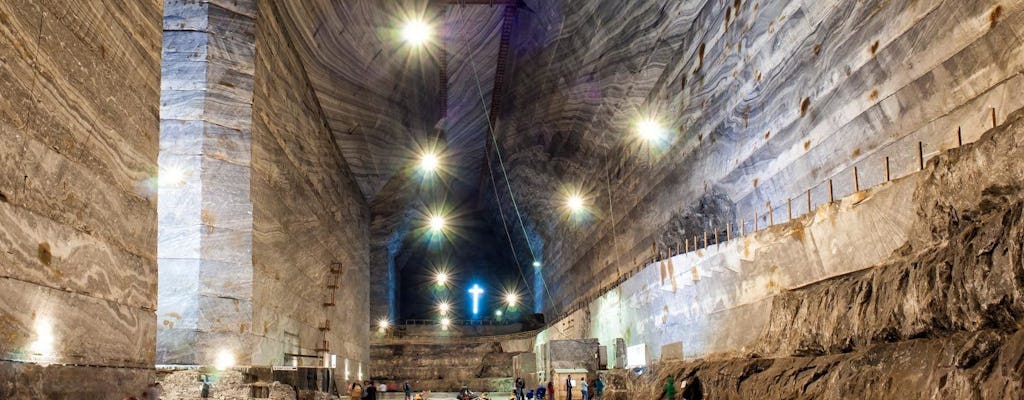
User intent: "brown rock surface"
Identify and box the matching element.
[601,111,1024,399]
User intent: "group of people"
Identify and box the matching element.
[350,380,430,400]
[511,375,604,400]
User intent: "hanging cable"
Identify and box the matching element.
[467,55,560,317]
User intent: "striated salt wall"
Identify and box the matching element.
[0,0,163,397]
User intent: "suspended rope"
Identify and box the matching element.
[466,55,560,317]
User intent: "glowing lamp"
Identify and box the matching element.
[419,152,439,172]
[636,119,664,141]
[505,292,519,307]
[436,272,449,286]
[402,19,431,46]
[214,350,235,370]
[532,261,541,268]
[438,301,451,315]
[429,215,446,232]
[566,194,585,213]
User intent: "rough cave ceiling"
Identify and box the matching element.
[271,0,718,317]
[276,0,761,317]
[274,0,530,317]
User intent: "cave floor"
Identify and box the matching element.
[379,392,514,400]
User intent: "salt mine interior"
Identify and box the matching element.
[3,0,1024,399]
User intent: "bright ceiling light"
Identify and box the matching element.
[419,152,439,172]
[429,215,447,232]
[566,194,585,213]
[505,292,519,307]
[636,118,664,141]
[402,19,432,46]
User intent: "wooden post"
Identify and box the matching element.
[685,237,689,253]
[703,231,708,248]
[957,126,963,147]
[828,179,834,203]
[740,219,745,236]
[853,166,860,192]
[787,197,793,221]
[884,156,891,182]
[727,223,732,241]
[767,201,774,226]
[754,212,759,231]
[918,141,925,171]
[992,107,997,128]
[806,189,811,213]
[714,229,719,247]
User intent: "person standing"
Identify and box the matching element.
[565,375,573,400]
[515,377,526,400]
[364,380,377,400]
[404,381,412,400]
[579,378,589,400]
[593,377,603,400]
[547,381,554,400]
[660,376,676,400]
[350,382,363,400]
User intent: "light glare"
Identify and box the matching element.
[402,19,431,46]
[505,292,519,307]
[566,194,585,213]
[438,301,451,315]
[214,350,235,370]
[637,119,664,141]
[429,215,446,232]
[378,318,391,330]
[436,272,449,286]
[419,152,439,172]
[29,316,55,359]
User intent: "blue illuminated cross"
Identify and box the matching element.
[468,284,484,315]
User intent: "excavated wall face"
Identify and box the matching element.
[249,0,371,372]
[0,0,162,398]
[371,341,518,392]
[492,0,1024,320]
[595,112,1024,399]
[156,0,371,377]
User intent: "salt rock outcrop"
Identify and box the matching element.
[602,110,1024,399]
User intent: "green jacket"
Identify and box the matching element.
[663,377,676,399]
